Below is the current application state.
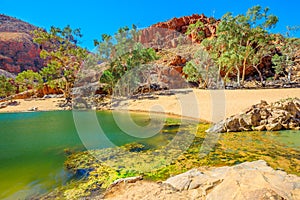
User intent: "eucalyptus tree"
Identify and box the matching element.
[15,70,42,93]
[201,37,224,86]
[272,37,300,82]
[183,49,216,88]
[33,25,88,98]
[94,25,158,95]
[198,6,278,86]
[237,6,278,82]
[0,75,16,98]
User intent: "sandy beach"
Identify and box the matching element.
[0,98,66,113]
[116,88,300,122]
[0,88,299,122]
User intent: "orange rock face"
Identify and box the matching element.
[139,14,219,48]
[37,84,63,97]
[169,55,187,67]
[0,32,43,74]
[0,15,44,74]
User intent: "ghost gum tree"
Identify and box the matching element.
[272,27,300,83]
[33,25,88,98]
[188,5,279,87]
[94,25,158,95]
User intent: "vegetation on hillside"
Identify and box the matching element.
[185,6,280,87]
[272,36,300,82]
[1,5,299,99]
[0,75,16,98]
[32,26,89,98]
[94,25,158,94]
[15,70,42,93]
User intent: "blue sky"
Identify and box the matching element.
[1,0,299,50]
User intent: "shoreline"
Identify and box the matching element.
[112,88,300,122]
[0,88,299,123]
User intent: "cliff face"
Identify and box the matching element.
[138,14,287,83]
[0,15,43,74]
[137,14,220,88]
[139,14,219,48]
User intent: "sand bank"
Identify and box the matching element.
[0,88,299,122]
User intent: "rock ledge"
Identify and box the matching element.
[103,160,300,200]
[207,98,300,133]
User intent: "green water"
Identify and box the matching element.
[0,111,299,199]
[0,111,176,199]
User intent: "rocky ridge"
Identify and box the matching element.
[139,14,218,48]
[139,14,300,86]
[0,14,43,74]
[207,98,300,133]
[102,160,300,200]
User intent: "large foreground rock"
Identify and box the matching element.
[207,98,300,133]
[102,160,300,200]
[165,160,300,200]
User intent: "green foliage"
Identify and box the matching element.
[186,20,205,41]
[272,54,286,75]
[201,5,278,86]
[272,36,300,82]
[183,62,201,83]
[164,118,182,127]
[183,48,219,88]
[0,75,16,98]
[33,25,88,97]
[15,70,42,92]
[95,25,158,95]
[99,70,115,94]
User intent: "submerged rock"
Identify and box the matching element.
[207,98,300,133]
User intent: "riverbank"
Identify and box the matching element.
[1,88,299,123]
[0,97,66,113]
[1,88,298,199]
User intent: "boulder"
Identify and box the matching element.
[164,169,220,193]
[266,122,283,131]
[206,121,225,133]
[254,125,266,131]
[207,98,300,133]
[250,109,262,126]
[285,101,300,118]
[103,160,300,200]
[206,160,300,200]
[161,160,300,200]
[225,117,240,132]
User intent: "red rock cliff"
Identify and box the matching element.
[0,15,43,74]
[139,14,219,48]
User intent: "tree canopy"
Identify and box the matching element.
[15,70,42,93]
[0,75,16,98]
[33,25,88,98]
[94,25,158,94]
[187,5,279,87]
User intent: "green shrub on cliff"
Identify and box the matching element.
[0,75,16,98]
